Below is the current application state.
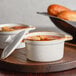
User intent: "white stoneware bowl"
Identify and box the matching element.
[25,32,73,62]
[0,24,35,49]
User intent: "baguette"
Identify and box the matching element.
[57,11,76,21]
[47,4,71,16]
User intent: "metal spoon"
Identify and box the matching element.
[1,30,27,59]
[37,12,76,28]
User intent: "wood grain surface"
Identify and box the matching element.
[0,42,76,73]
[0,68,76,76]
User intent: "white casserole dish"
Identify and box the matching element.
[0,24,35,49]
[25,32,73,62]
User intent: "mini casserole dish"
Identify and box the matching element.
[24,31,73,62]
[0,24,35,49]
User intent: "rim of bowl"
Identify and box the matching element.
[0,23,33,35]
[24,31,67,44]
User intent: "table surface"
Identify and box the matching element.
[0,42,76,73]
[0,42,76,76]
[0,68,76,76]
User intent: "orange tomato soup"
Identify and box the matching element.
[0,26,29,32]
[26,35,62,41]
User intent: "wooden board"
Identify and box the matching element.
[0,42,76,73]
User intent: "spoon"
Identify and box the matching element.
[1,30,28,59]
[37,12,76,28]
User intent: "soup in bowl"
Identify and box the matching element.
[24,31,73,62]
[0,24,35,49]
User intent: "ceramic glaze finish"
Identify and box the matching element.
[25,32,72,62]
[26,42,64,62]
[0,24,35,49]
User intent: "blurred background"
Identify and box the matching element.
[0,0,75,33]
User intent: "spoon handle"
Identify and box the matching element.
[1,30,26,59]
[37,12,76,28]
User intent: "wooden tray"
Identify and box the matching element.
[0,42,76,73]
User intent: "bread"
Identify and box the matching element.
[57,11,76,21]
[47,4,71,16]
